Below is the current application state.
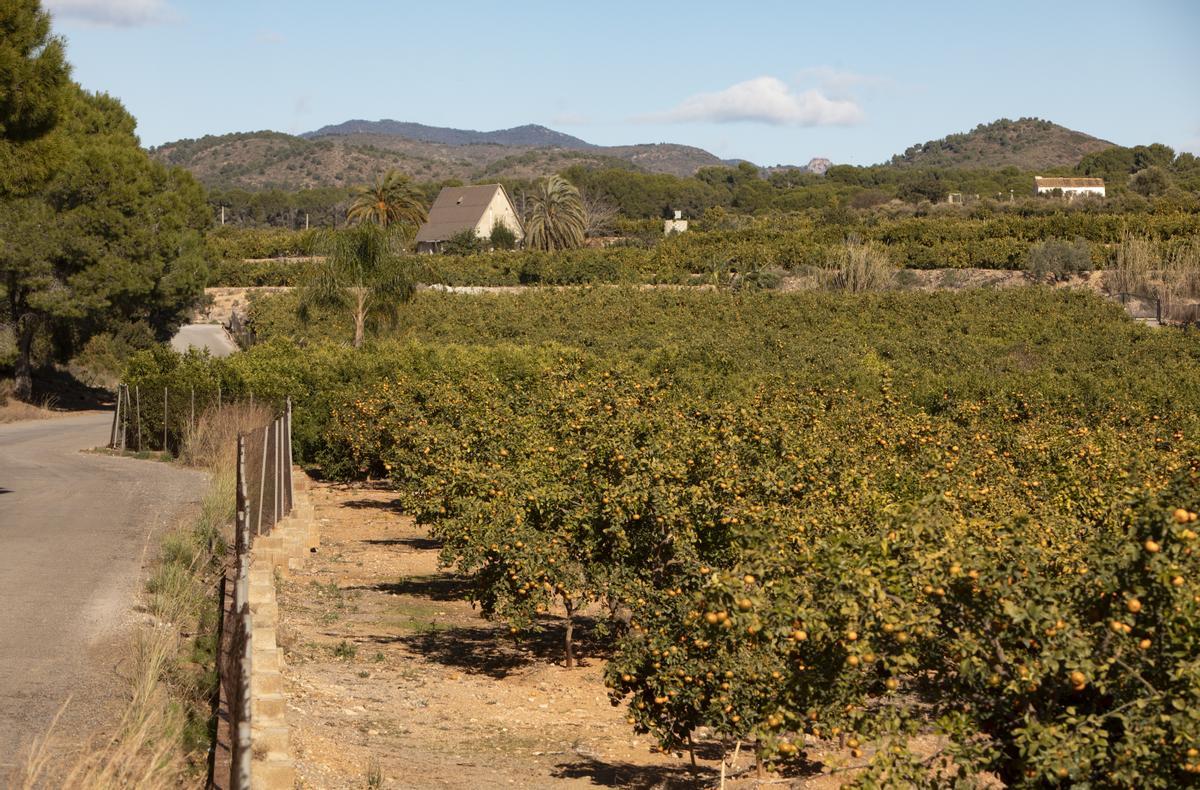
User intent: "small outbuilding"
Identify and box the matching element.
[1034,176,1106,200]
[414,184,524,253]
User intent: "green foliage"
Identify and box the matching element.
[299,224,417,347]
[0,0,70,197]
[525,175,586,251]
[440,228,487,256]
[346,169,427,230]
[2,83,211,397]
[1026,237,1093,280]
[489,220,517,251]
[205,226,319,261]
[1132,166,1173,198]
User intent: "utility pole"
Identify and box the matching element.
[305,212,309,230]
[220,205,226,226]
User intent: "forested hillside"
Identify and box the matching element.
[890,117,1115,169]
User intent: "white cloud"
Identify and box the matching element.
[46,0,172,27]
[643,77,863,127]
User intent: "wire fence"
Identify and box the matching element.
[108,381,289,456]
[212,403,294,790]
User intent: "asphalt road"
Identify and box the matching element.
[0,412,207,769]
[170,323,239,357]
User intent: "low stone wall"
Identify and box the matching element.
[246,469,318,789]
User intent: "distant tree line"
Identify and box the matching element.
[203,144,1200,232]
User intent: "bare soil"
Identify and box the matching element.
[278,482,914,789]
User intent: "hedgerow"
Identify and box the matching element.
[205,211,1200,288]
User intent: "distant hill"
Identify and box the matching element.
[149,121,729,190]
[304,120,594,150]
[888,118,1114,170]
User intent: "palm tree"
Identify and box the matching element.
[346,170,427,230]
[300,224,415,348]
[524,175,586,251]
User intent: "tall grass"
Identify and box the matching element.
[13,403,273,787]
[819,239,896,293]
[1106,234,1155,295]
[1159,237,1200,322]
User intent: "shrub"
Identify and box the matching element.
[1026,237,1093,280]
[489,220,517,250]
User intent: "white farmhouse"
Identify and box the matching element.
[1034,176,1106,200]
[664,209,688,235]
[414,184,525,253]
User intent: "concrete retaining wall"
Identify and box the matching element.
[246,468,318,789]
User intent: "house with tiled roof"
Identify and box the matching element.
[1034,176,1105,199]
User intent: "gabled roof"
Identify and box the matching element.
[414,184,519,243]
[1034,176,1105,189]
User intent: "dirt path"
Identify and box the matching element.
[278,482,957,789]
[0,413,207,770]
[278,483,722,789]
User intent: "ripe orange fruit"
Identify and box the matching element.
[1175,508,1191,524]
[1144,539,1161,553]
[1126,598,1142,613]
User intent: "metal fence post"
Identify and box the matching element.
[274,417,282,527]
[163,386,169,451]
[135,385,143,452]
[236,434,247,556]
[109,385,122,449]
[257,423,270,535]
[190,386,195,438]
[285,397,294,515]
[119,384,128,452]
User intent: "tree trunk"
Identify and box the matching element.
[563,598,575,669]
[351,287,368,349]
[12,318,37,402]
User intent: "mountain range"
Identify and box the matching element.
[148,117,1116,192]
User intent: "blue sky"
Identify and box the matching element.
[46,0,1200,166]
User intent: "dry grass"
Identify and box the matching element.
[15,629,194,790]
[1159,237,1200,323]
[1106,234,1155,295]
[0,380,59,423]
[819,239,897,293]
[179,402,273,473]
